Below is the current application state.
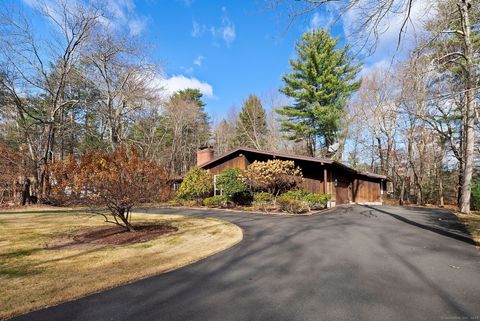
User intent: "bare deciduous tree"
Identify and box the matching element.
[0,0,101,200]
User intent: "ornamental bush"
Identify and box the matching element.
[242,159,303,196]
[281,189,310,200]
[49,147,168,232]
[252,192,274,212]
[177,167,213,201]
[203,195,228,208]
[216,168,245,196]
[303,193,330,210]
[253,192,273,203]
[276,194,309,214]
[230,191,253,206]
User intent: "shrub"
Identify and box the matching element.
[216,168,245,196]
[471,178,480,210]
[177,167,213,201]
[49,147,168,231]
[242,159,303,195]
[281,189,310,200]
[230,191,253,206]
[171,198,197,207]
[304,193,330,210]
[252,192,274,212]
[276,194,309,214]
[203,195,228,208]
[253,192,273,203]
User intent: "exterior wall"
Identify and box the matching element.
[207,154,249,175]
[202,150,385,205]
[207,152,327,194]
[300,163,326,194]
[301,177,324,194]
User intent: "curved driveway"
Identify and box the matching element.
[12,205,480,321]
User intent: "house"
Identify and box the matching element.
[197,147,389,206]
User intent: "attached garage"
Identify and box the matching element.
[197,147,388,207]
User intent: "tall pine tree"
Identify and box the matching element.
[278,29,361,157]
[236,95,268,149]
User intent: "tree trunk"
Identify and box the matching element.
[399,179,405,206]
[458,0,476,213]
[20,178,31,206]
[439,176,444,207]
[117,208,135,232]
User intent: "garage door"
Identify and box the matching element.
[336,180,351,205]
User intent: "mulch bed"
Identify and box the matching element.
[47,224,178,250]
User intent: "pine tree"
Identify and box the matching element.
[278,29,361,157]
[236,95,268,149]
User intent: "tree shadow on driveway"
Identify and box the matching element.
[362,205,475,245]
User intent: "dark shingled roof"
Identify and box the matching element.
[199,147,388,180]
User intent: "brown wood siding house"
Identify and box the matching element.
[196,147,388,206]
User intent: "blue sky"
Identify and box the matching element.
[144,0,336,119]
[19,0,428,120]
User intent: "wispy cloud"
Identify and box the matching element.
[342,0,435,60]
[309,11,334,30]
[181,0,194,7]
[23,0,151,37]
[193,55,205,66]
[128,17,149,36]
[332,0,436,76]
[191,7,236,47]
[103,0,150,36]
[191,20,207,37]
[211,7,236,46]
[180,66,194,75]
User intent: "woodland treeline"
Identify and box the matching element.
[0,0,479,212]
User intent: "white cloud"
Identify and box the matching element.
[180,66,194,75]
[193,55,205,66]
[339,0,436,74]
[342,0,435,55]
[212,8,236,46]
[182,0,194,7]
[128,17,149,36]
[309,11,334,30]
[103,0,150,36]
[191,20,207,37]
[222,24,236,45]
[157,75,214,98]
[22,0,70,27]
[23,0,151,37]
[359,59,391,77]
[310,12,322,29]
[193,7,236,46]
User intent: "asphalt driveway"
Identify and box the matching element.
[10,205,480,321]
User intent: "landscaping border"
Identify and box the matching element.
[150,204,347,217]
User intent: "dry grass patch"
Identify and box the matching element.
[0,204,83,212]
[0,212,242,319]
[455,211,480,247]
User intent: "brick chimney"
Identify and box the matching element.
[197,146,214,166]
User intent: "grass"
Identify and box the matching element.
[0,210,242,319]
[455,211,480,247]
[0,204,84,212]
